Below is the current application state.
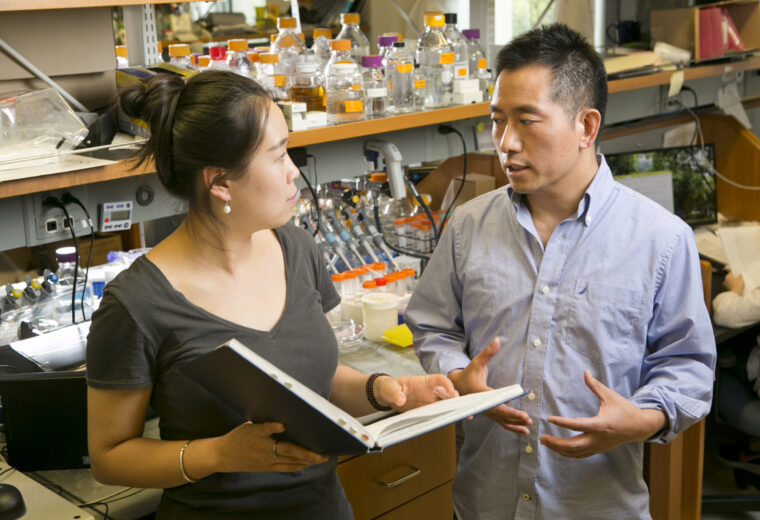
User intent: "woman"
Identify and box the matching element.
[86,70,456,519]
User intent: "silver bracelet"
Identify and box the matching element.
[179,440,198,484]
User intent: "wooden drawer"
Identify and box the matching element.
[337,425,455,520]
[377,481,454,520]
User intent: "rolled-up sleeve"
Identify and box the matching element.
[632,228,717,443]
[713,288,760,329]
[405,217,471,375]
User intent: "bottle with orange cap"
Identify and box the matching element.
[197,55,211,71]
[417,12,454,108]
[115,45,129,69]
[272,16,306,84]
[336,12,369,60]
[257,53,288,100]
[324,39,357,75]
[226,39,254,78]
[168,43,193,70]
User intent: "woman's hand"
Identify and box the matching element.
[374,373,459,412]
[724,272,745,296]
[214,421,328,474]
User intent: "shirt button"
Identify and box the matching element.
[533,338,542,347]
[522,493,531,502]
[525,445,533,454]
[528,391,536,400]
[541,285,549,294]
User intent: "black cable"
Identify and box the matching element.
[298,166,320,237]
[681,86,698,108]
[405,177,440,243]
[44,196,79,325]
[438,125,467,236]
[61,193,93,322]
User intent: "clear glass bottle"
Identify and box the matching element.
[336,12,370,61]
[273,16,306,85]
[361,55,387,118]
[246,50,260,78]
[225,39,254,77]
[207,45,231,71]
[167,43,193,70]
[462,29,491,98]
[115,45,129,69]
[311,27,333,70]
[325,39,357,75]
[55,247,86,287]
[377,35,398,67]
[443,13,469,80]
[290,52,325,111]
[257,52,288,100]
[413,60,426,110]
[325,62,364,124]
[386,42,414,114]
[416,12,454,108]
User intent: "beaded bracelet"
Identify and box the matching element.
[366,372,392,411]
[179,440,198,484]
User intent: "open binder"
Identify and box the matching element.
[181,339,525,455]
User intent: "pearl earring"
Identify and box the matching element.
[223,199,231,214]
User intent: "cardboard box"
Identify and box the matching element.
[651,1,760,61]
[451,173,496,208]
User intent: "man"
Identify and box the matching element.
[405,24,716,519]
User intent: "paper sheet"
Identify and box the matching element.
[717,225,760,291]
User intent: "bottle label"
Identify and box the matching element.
[414,79,426,89]
[478,58,487,69]
[388,80,393,90]
[395,63,413,73]
[366,88,387,98]
[456,66,468,77]
[352,83,361,91]
[344,99,363,112]
[270,74,286,87]
[439,52,455,65]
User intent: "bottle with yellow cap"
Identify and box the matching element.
[257,52,288,100]
[310,27,332,70]
[168,43,193,70]
[416,12,454,108]
[336,12,370,60]
[226,39,254,78]
[272,16,306,85]
[115,45,129,69]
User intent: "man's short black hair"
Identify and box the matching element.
[495,23,607,127]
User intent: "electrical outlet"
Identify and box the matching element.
[21,187,90,246]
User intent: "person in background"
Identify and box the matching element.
[405,24,716,519]
[714,272,760,329]
[86,70,456,520]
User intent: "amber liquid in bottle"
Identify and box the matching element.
[289,86,326,111]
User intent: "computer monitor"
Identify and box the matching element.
[605,144,717,227]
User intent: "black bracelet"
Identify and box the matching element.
[366,372,392,411]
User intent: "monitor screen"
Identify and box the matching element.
[605,144,717,227]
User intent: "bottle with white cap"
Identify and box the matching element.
[289,52,325,111]
[325,62,364,123]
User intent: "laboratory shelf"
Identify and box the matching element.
[0,0,199,11]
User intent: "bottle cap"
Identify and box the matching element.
[259,52,279,64]
[402,268,416,277]
[377,35,398,47]
[169,43,191,57]
[333,62,357,72]
[227,39,248,52]
[331,273,346,282]
[353,267,368,275]
[209,46,227,61]
[343,271,357,279]
[371,262,386,271]
[393,218,407,225]
[295,60,318,73]
[374,277,388,287]
[277,16,298,29]
[392,41,406,48]
[369,172,387,182]
[313,28,332,39]
[341,13,360,25]
[115,45,127,58]
[362,280,377,289]
[424,12,445,27]
[330,39,351,51]
[157,41,163,54]
[55,246,77,264]
[361,55,383,68]
[197,55,211,67]
[444,13,457,24]
[462,29,480,40]
[246,51,260,63]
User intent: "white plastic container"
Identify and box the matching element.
[361,292,399,342]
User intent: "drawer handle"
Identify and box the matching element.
[377,465,422,488]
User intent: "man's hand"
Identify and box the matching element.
[724,272,745,296]
[540,370,667,458]
[448,338,532,435]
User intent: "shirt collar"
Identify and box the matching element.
[506,153,615,227]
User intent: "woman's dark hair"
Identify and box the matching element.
[495,23,607,129]
[119,70,273,229]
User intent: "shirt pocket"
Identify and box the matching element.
[563,278,645,365]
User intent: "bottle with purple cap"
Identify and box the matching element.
[462,29,492,98]
[362,55,387,118]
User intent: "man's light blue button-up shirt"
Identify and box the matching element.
[406,155,716,520]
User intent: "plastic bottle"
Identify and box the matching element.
[207,45,231,71]
[115,45,129,69]
[416,12,454,108]
[168,43,194,70]
[325,39,357,75]
[55,247,85,287]
[325,62,364,124]
[361,55,387,118]
[377,35,398,66]
[226,39,254,77]
[336,12,370,61]
[273,16,306,85]
[197,55,211,70]
[443,13,469,80]
[258,52,288,100]
[413,61,426,110]
[311,27,333,70]
[386,42,415,114]
[462,29,491,98]
[289,52,325,111]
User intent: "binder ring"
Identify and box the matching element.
[271,439,279,459]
